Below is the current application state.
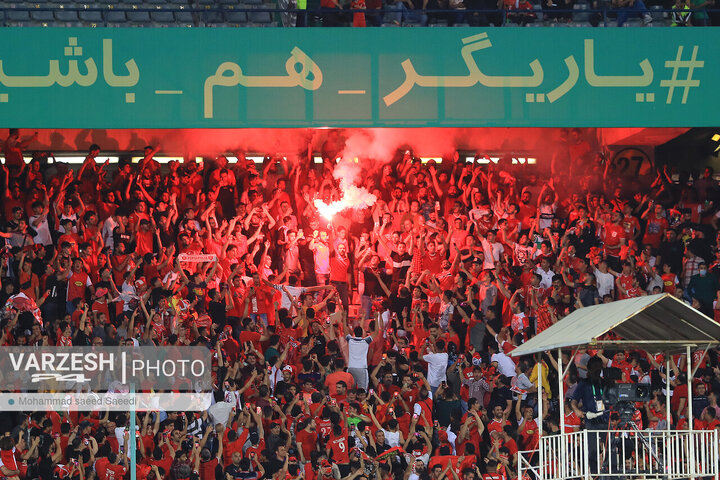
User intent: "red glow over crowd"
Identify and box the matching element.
[0,127,719,480]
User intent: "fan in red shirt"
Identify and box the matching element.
[66,258,94,308]
[419,234,444,275]
[661,264,679,294]
[95,451,128,480]
[199,426,224,480]
[563,400,582,433]
[641,203,669,249]
[621,205,641,242]
[295,418,318,463]
[243,272,274,327]
[602,210,627,259]
[0,437,25,480]
[615,263,635,300]
[327,423,350,468]
[486,405,511,445]
[457,400,484,455]
[515,402,539,451]
[350,0,366,26]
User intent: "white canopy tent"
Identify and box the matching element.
[511,293,720,357]
[509,293,720,479]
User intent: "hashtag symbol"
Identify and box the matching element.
[660,46,703,105]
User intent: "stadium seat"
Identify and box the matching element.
[55,9,81,20]
[174,9,194,21]
[145,0,166,5]
[30,8,54,21]
[224,8,246,22]
[243,0,263,5]
[150,9,174,20]
[200,8,222,21]
[246,7,271,22]
[78,8,103,21]
[104,8,127,20]
[6,8,31,21]
[126,9,151,21]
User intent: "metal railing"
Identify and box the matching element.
[520,428,719,480]
[518,449,541,480]
[0,5,718,27]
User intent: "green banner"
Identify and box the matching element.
[0,27,717,128]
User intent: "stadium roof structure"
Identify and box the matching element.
[510,293,720,357]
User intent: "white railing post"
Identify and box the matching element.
[539,436,544,480]
[583,430,590,480]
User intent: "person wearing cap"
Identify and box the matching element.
[90,287,111,322]
[266,417,290,455]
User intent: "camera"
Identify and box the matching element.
[604,383,651,405]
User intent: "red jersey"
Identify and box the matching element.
[199,458,219,480]
[483,473,506,480]
[603,223,626,254]
[421,252,443,275]
[487,418,510,437]
[67,270,91,302]
[317,418,333,439]
[295,428,317,461]
[564,411,581,433]
[617,275,633,300]
[661,273,678,294]
[518,419,539,450]
[136,229,154,256]
[642,216,668,249]
[328,428,350,464]
[611,359,633,383]
[351,0,366,27]
[622,215,640,238]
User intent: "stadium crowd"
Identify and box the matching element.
[0,127,720,480]
[290,0,718,27]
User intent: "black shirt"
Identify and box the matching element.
[362,266,390,297]
[209,300,228,329]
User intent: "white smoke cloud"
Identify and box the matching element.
[314,160,377,220]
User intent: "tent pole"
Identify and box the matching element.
[686,345,693,425]
[686,344,695,479]
[665,353,671,432]
[557,348,566,480]
[558,348,565,434]
[537,353,543,437]
[537,353,543,480]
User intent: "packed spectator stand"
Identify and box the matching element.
[0,0,718,27]
[1,127,720,480]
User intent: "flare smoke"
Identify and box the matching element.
[314,160,377,220]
